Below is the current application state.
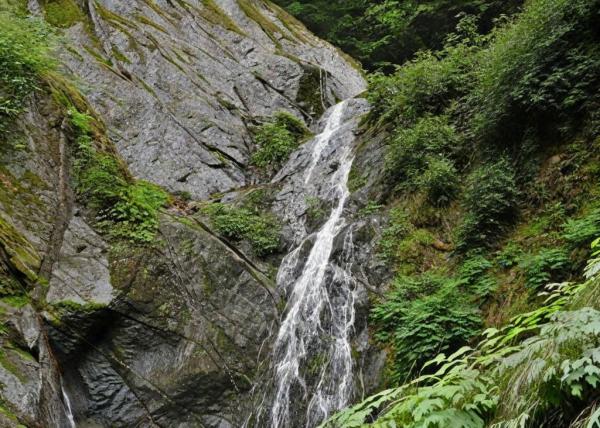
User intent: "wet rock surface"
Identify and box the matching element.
[48,214,279,427]
[0,1,389,426]
[54,0,365,200]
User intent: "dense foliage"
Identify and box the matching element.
[273,0,522,71]
[325,238,600,427]
[69,108,169,243]
[367,0,600,257]
[0,12,56,134]
[456,158,520,252]
[251,111,310,174]
[348,0,600,418]
[201,200,281,257]
[371,271,482,383]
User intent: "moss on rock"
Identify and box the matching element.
[41,0,86,28]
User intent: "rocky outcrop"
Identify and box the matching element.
[50,0,365,200]
[0,95,81,427]
[48,213,279,427]
[1,1,369,426]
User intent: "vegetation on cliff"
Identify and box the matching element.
[272,0,522,71]
[326,239,600,427]
[325,0,600,425]
[0,12,56,134]
[251,111,311,174]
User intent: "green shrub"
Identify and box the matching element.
[251,122,294,168]
[251,111,309,171]
[472,0,600,144]
[106,181,169,243]
[456,158,520,252]
[385,115,460,183]
[520,247,570,289]
[202,203,280,256]
[69,108,168,243]
[71,110,126,208]
[0,12,56,133]
[367,28,481,126]
[495,241,523,268]
[458,255,497,298]
[562,208,600,248]
[371,272,481,382]
[378,207,412,262]
[417,157,460,206]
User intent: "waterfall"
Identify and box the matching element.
[270,101,359,428]
[303,102,347,185]
[61,380,76,428]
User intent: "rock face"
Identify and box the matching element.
[0,1,373,427]
[0,95,85,428]
[49,214,279,427]
[58,0,365,200]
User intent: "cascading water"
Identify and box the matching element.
[303,102,347,185]
[61,380,76,428]
[269,100,360,427]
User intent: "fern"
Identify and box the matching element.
[325,238,600,428]
[519,248,570,290]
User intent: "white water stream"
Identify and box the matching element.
[270,101,358,427]
[61,380,76,428]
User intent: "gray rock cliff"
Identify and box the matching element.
[0,1,379,427]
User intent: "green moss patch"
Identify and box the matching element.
[201,202,281,257]
[0,216,40,282]
[251,111,310,174]
[41,0,86,28]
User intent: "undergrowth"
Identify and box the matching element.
[251,111,310,174]
[69,108,168,244]
[201,200,280,257]
[361,0,600,398]
[325,238,600,427]
[0,11,56,134]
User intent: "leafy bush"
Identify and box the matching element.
[0,12,56,133]
[385,115,460,182]
[458,255,497,298]
[106,181,169,242]
[251,111,309,171]
[251,122,294,168]
[378,207,412,262]
[367,29,481,125]
[472,0,600,144]
[201,203,280,256]
[371,272,481,382]
[456,158,520,252]
[495,241,523,268]
[416,157,459,206]
[562,208,600,248]
[69,108,168,243]
[519,247,570,290]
